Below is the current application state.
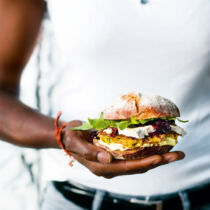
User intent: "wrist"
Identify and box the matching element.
[54,111,74,166]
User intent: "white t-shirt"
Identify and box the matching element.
[40,0,210,196]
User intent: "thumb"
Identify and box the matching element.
[85,143,112,163]
[66,134,112,163]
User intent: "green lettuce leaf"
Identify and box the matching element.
[116,120,131,130]
[70,122,93,130]
[70,113,189,131]
[177,118,189,123]
[130,116,139,124]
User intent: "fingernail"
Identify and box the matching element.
[178,152,185,159]
[97,152,111,163]
[168,153,185,163]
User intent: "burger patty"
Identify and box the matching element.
[97,132,178,150]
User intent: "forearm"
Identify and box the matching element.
[0,90,59,149]
[0,90,59,148]
[0,0,57,148]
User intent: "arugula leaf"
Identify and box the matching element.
[70,122,93,130]
[108,120,118,128]
[177,118,189,123]
[116,121,131,130]
[94,119,108,130]
[99,112,104,120]
[166,117,176,121]
[131,116,139,124]
[70,112,188,131]
[138,119,148,124]
[88,118,96,125]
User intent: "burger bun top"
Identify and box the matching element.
[103,92,180,120]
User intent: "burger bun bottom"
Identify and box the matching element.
[93,138,173,160]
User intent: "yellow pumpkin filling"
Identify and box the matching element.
[97,133,178,150]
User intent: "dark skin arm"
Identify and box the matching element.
[0,0,57,148]
[0,0,184,178]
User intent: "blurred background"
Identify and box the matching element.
[0,14,57,210]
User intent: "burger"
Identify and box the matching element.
[71,92,187,160]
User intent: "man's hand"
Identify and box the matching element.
[62,121,185,179]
